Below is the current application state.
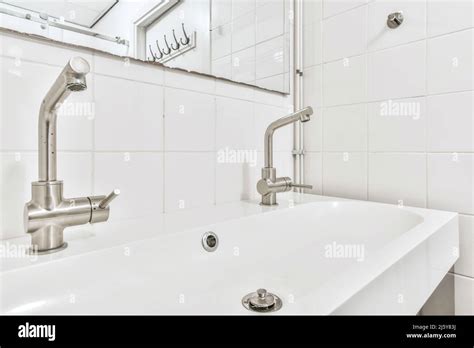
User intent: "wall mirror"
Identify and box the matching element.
[0,0,292,94]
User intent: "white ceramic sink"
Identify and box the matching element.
[0,193,458,314]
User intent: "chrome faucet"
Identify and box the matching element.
[24,57,119,254]
[257,107,314,205]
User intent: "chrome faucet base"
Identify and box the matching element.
[257,168,278,205]
[24,180,113,253]
[28,242,68,255]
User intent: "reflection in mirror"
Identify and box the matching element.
[0,0,291,93]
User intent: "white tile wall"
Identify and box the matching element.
[323,55,367,106]
[323,104,367,151]
[164,88,215,152]
[95,75,164,151]
[427,0,473,38]
[323,5,367,62]
[368,41,426,101]
[368,153,427,207]
[427,153,473,215]
[427,29,473,95]
[368,97,426,152]
[164,153,215,212]
[426,91,474,152]
[323,152,368,200]
[0,30,292,238]
[303,0,474,314]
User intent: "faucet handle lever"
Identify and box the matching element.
[290,183,313,190]
[99,189,120,209]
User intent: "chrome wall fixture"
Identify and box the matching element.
[257,107,314,206]
[148,22,193,63]
[24,57,119,254]
[387,11,404,29]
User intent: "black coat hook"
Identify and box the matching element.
[148,44,157,61]
[162,35,171,55]
[180,23,191,45]
[171,29,180,50]
[155,40,164,59]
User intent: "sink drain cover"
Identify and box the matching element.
[242,288,282,313]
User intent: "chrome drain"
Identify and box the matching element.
[202,231,218,252]
[242,288,282,313]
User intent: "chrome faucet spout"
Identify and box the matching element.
[264,106,313,168]
[38,57,90,182]
[258,106,314,205]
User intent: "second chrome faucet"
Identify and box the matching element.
[257,107,314,205]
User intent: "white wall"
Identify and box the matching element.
[302,0,473,314]
[0,30,293,241]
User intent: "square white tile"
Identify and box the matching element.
[164,88,215,152]
[368,41,426,101]
[427,153,474,215]
[369,153,427,207]
[94,75,164,151]
[368,97,426,152]
[323,104,367,151]
[427,29,473,95]
[216,97,255,150]
[164,152,215,212]
[323,5,367,62]
[323,152,368,200]
[427,0,473,37]
[323,55,367,106]
[427,91,474,152]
